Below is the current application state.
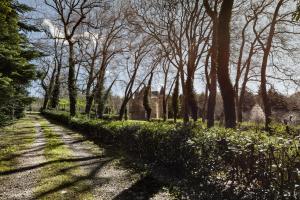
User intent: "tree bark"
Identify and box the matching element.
[49,61,61,109]
[96,69,105,118]
[68,42,77,117]
[237,43,255,122]
[119,99,128,120]
[207,20,218,128]
[217,0,236,128]
[260,0,284,131]
[43,65,57,110]
[172,73,179,123]
[143,72,153,121]
[186,77,198,122]
[179,63,189,123]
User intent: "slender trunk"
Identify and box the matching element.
[207,21,218,128]
[238,47,254,122]
[119,100,128,120]
[85,60,95,115]
[207,76,216,128]
[260,0,283,131]
[172,73,179,123]
[238,80,247,123]
[186,77,197,122]
[42,93,49,110]
[217,0,236,128]
[162,94,167,121]
[162,68,168,121]
[179,63,189,123]
[96,71,105,118]
[85,96,93,115]
[234,18,250,121]
[50,62,61,109]
[202,84,208,122]
[143,72,153,121]
[68,42,77,117]
[43,65,57,110]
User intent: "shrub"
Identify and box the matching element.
[42,110,300,200]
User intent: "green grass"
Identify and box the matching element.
[0,116,36,173]
[34,120,93,200]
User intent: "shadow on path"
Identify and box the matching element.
[113,175,164,200]
[33,158,113,199]
[0,155,102,176]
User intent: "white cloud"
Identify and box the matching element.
[41,19,65,39]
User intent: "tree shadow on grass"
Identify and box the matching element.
[0,155,103,176]
[32,157,113,200]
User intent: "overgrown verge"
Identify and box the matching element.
[34,120,93,200]
[42,110,300,200]
[0,117,36,173]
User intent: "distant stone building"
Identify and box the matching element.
[128,87,165,120]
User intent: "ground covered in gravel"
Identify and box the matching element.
[0,114,173,200]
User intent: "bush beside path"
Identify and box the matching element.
[0,114,172,200]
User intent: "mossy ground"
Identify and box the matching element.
[0,116,36,173]
[34,120,93,200]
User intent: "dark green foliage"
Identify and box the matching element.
[242,89,256,112]
[0,0,38,125]
[42,110,300,200]
[268,87,288,111]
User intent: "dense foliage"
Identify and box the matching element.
[0,0,37,125]
[42,110,300,200]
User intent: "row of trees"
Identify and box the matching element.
[0,0,39,124]
[38,0,300,129]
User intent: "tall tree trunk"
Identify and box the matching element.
[50,62,61,109]
[143,72,153,121]
[207,21,218,128]
[85,61,95,115]
[202,84,208,123]
[85,96,93,115]
[217,0,236,128]
[238,45,254,122]
[68,42,77,117]
[260,0,283,131]
[96,70,105,118]
[43,65,57,110]
[179,63,189,123]
[42,92,50,110]
[186,77,198,122]
[162,92,167,121]
[172,73,179,123]
[119,99,128,120]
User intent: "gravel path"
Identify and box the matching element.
[49,122,173,200]
[0,115,173,200]
[0,120,46,200]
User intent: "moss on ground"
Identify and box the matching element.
[0,116,36,173]
[34,120,93,200]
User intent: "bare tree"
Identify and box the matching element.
[204,0,236,128]
[119,36,154,120]
[132,0,211,123]
[39,58,56,110]
[45,0,99,116]
[255,0,284,130]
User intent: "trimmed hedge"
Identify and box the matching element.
[42,110,300,200]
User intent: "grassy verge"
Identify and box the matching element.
[0,116,36,173]
[34,120,93,200]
